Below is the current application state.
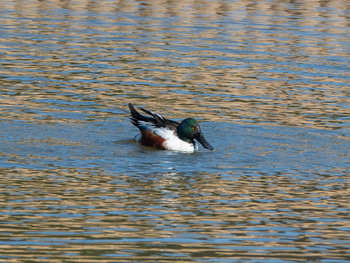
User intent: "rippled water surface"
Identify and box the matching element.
[1,0,349,262]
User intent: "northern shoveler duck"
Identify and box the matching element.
[128,103,214,152]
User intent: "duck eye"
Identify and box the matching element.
[191,126,195,130]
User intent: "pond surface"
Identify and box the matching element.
[1,0,349,262]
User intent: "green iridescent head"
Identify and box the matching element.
[177,118,214,151]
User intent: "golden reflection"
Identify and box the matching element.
[0,0,349,129]
[0,1,349,260]
[1,168,350,261]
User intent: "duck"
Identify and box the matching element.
[128,103,214,152]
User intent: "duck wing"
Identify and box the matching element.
[128,103,179,132]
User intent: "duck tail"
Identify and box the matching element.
[128,103,143,119]
[128,103,150,130]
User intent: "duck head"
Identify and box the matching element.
[177,118,214,151]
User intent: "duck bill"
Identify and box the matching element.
[195,131,214,151]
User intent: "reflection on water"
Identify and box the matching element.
[1,152,350,262]
[0,0,349,262]
[1,0,349,128]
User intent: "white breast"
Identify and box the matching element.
[155,128,196,153]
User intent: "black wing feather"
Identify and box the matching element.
[128,103,179,131]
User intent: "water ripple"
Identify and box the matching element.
[1,0,350,262]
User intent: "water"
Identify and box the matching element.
[1,0,349,262]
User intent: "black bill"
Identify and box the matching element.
[195,129,214,151]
